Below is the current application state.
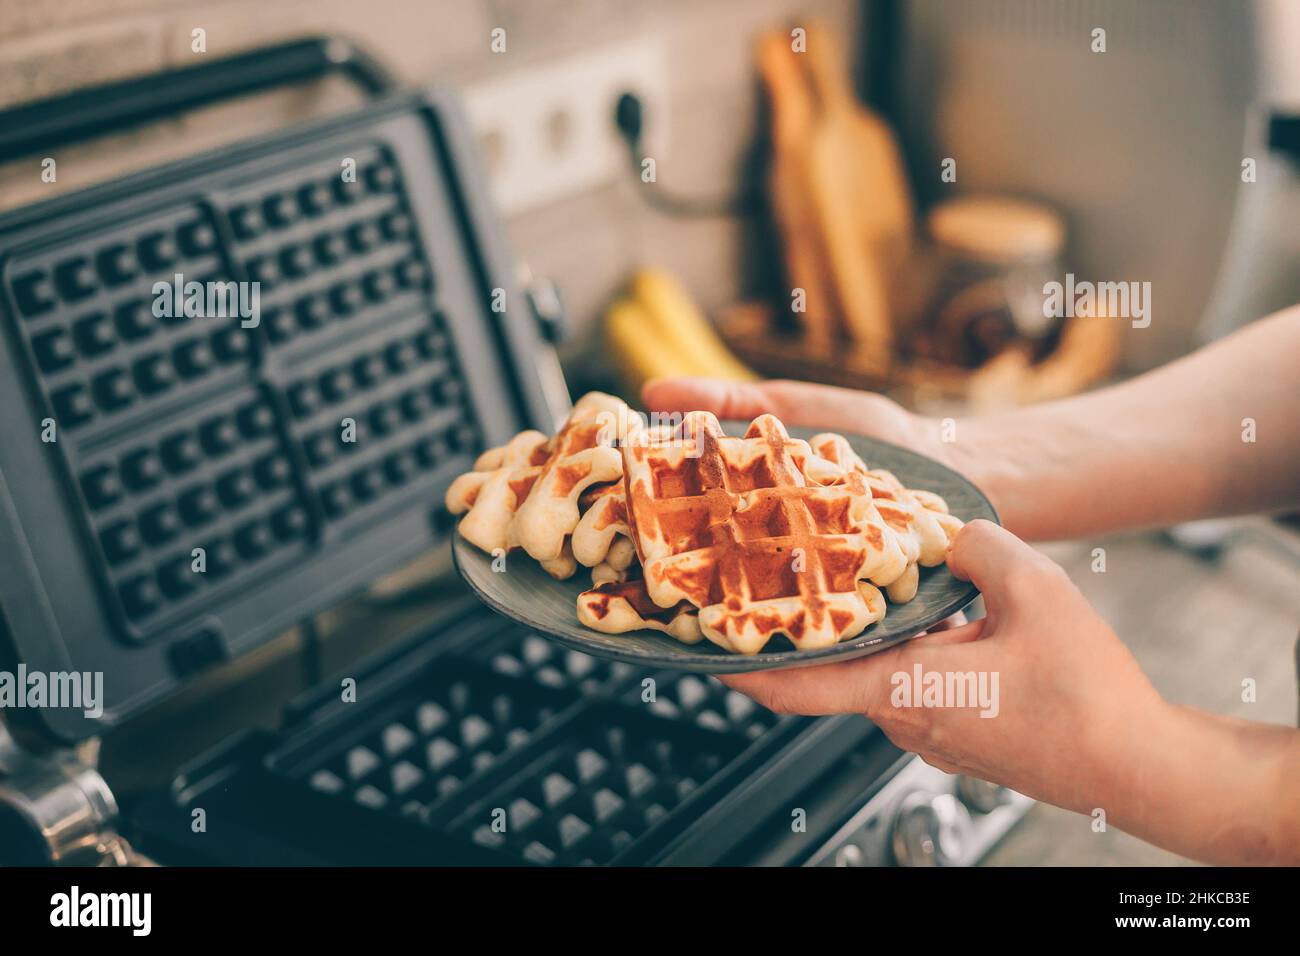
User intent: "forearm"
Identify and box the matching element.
[949,307,1300,541]
[1097,702,1300,865]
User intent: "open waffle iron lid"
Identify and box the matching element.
[0,39,561,742]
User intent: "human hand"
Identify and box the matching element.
[640,377,1012,523]
[716,519,1169,817]
[643,375,957,469]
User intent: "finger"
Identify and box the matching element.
[642,378,778,421]
[916,752,965,775]
[759,379,898,432]
[718,667,867,716]
[717,636,962,716]
[718,659,887,716]
[945,519,1060,617]
[642,377,895,435]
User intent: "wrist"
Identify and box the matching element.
[1096,696,1299,864]
[1080,685,1180,835]
[936,417,1026,535]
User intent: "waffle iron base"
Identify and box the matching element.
[127,596,900,866]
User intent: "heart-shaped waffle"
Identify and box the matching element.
[809,433,963,602]
[445,392,639,578]
[444,429,550,554]
[621,413,897,654]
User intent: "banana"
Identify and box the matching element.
[629,268,757,382]
[606,297,699,391]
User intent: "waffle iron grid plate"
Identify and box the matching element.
[0,90,551,741]
[258,613,796,866]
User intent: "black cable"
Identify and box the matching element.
[613,91,762,218]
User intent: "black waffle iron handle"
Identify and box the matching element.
[0,36,395,159]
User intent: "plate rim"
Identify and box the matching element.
[451,422,998,674]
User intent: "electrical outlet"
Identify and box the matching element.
[462,39,669,217]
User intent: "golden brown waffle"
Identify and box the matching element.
[621,413,894,654]
[445,392,638,578]
[810,433,963,601]
[570,422,684,574]
[450,405,964,654]
[577,564,702,644]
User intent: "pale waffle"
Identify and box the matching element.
[577,564,702,644]
[621,412,895,654]
[810,433,963,602]
[444,430,549,553]
[573,482,638,584]
[445,392,639,578]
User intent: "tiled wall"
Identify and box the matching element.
[0,0,860,371]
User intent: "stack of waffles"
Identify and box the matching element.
[446,393,963,655]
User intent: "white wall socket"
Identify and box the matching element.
[462,38,669,217]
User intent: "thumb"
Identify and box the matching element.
[642,377,779,421]
[643,377,903,437]
[945,519,1064,620]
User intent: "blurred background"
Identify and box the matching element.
[4,0,1297,387]
[1,0,1297,866]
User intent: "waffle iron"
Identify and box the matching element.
[0,39,1026,868]
[0,38,560,745]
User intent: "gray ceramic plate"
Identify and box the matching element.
[453,423,997,673]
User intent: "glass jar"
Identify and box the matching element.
[911,195,1066,368]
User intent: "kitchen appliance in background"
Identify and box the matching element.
[0,38,561,744]
[0,38,1028,868]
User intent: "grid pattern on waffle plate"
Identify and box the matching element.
[285,319,475,530]
[448,707,745,866]
[218,144,481,533]
[281,662,575,825]
[0,141,480,639]
[265,624,779,865]
[626,672,782,741]
[473,631,637,695]
[469,632,781,739]
[7,204,242,436]
[78,386,309,628]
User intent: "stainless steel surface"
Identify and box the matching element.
[0,742,129,865]
[957,774,1011,815]
[806,757,1033,867]
[891,791,973,867]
